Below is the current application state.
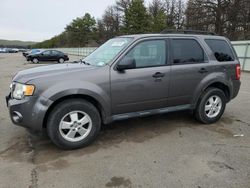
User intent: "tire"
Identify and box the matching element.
[58,58,64,63]
[32,58,39,64]
[47,99,101,150]
[195,87,226,124]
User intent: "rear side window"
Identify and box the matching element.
[43,51,51,55]
[172,39,205,64]
[52,50,63,55]
[205,39,234,62]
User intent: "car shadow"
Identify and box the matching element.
[0,110,235,170]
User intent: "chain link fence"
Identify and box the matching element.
[54,47,97,58]
[232,41,250,71]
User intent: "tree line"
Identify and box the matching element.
[34,0,250,48]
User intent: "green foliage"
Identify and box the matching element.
[150,8,167,32]
[33,34,66,48]
[34,0,186,48]
[34,13,97,48]
[65,13,96,46]
[149,0,167,32]
[123,0,151,34]
[35,0,186,48]
[34,0,188,48]
[33,0,250,48]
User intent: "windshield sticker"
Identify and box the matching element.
[111,40,127,47]
[97,62,105,66]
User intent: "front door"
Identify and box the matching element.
[51,50,60,61]
[111,39,171,114]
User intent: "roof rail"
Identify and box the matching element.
[160,29,216,35]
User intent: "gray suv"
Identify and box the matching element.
[6,33,241,149]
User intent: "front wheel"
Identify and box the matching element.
[195,87,226,124]
[47,99,101,150]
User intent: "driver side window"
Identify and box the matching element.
[123,40,167,68]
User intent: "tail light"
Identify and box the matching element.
[236,64,241,80]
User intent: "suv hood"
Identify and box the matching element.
[13,63,98,83]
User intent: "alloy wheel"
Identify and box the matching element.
[59,111,92,142]
[204,95,222,118]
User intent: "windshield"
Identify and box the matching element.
[83,37,133,66]
[30,49,40,54]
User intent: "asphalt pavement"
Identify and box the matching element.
[0,53,249,188]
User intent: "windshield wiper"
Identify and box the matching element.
[79,59,90,65]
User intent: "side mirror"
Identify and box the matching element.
[116,58,136,71]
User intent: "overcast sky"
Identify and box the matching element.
[0,0,154,42]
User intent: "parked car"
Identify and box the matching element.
[0,48,6,53]
[6,31,241,150]
[26,50,69,63]
[5,48,19,53]
[19,49,28,53]
[23,49,40,57]
[12,48,19,53]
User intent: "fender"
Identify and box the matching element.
[191,72,233,108]
[40,80,112,122]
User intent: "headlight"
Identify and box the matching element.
[12,83,35,100]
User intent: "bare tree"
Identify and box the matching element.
[103,6,121,36]
[115,0,131,27]
[96,6,121,43]
[116,0,131,13]
[237,0,250,39]
[164,0,176,28]
[163,0,185,29]
[175,0,185,29]
[185,0,250,40]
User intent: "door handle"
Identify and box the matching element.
[198,68,208,74]
[152,72,165,78]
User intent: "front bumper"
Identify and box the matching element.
[6,94,52,131]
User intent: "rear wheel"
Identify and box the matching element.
[47,99,101,150]
[58,58,64,63]
[32,58,39,64]
[195,87,226,124]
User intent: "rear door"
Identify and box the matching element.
[51,50,61,61]
[168,38,211,106]
[204,39,239,78]
[111,38,171,114]
[41,50,52,61]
